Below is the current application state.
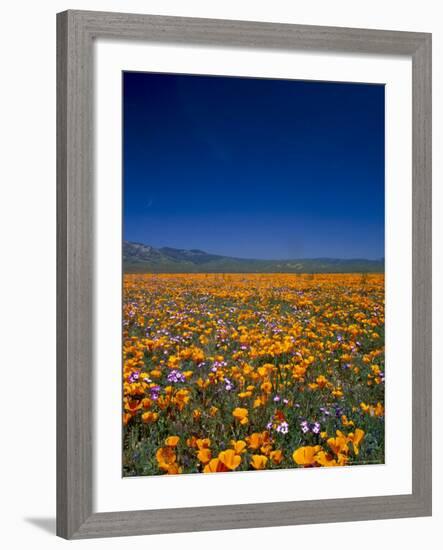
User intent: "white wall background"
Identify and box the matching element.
[0,1,440,548]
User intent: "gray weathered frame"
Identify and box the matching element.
[57,9,432,540]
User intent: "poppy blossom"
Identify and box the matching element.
[250,455,268,470]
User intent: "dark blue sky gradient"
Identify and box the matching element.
[123,72,384,260]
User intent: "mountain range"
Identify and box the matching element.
[123,241,384,273]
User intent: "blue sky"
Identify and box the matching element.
[123,72,384,260]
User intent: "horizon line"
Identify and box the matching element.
[124,239,385,263]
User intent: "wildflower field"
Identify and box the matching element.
[123,273,384,476]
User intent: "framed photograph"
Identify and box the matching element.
[57,10,432,539]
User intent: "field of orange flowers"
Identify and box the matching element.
[123,273,384,476]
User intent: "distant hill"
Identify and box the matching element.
[123,241,384,274]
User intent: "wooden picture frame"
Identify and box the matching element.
[57,9,432,539]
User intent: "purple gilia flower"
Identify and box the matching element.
[128,371,140,383]
[211,360,227,372]
[319,406,331,418]
[266,421,273,430]
[224,378,233,391]
[311,422,321,434]
[167,370,186,383]
[300,420,310,434]
[149,385,160,400]
[276,421,289,434]
[273,395,281,402]
[334,406,344,418]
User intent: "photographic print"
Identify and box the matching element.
[122,72,385,477]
